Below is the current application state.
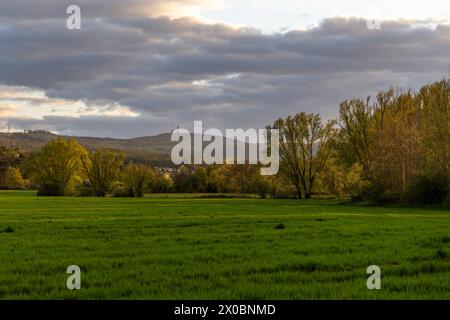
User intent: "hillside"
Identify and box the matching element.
[0,132,175,166]
[0,131,256,167]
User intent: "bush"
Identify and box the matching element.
[37,183,64,196]
[374,191,402,205]
[443,192,450,206]
[252,175,274,199]
[339,164,371,202]
[75,181,96,197]
[349,179,401,204]
[151,173,174,193]
[267,178,296,199]
[122,164,154,197]
[111,181,128,197]
[1,167,25,190]
[403,174,448,205]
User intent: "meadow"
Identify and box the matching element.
[0,191,449,300]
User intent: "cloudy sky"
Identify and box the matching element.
[1,0,450,138]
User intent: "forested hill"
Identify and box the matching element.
[0,131,255,167]
[0,131,174,166]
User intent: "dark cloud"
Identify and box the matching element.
[0,0,207,20]
[1,2,450,137]
[6,115,166,139]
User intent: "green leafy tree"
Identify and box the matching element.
[151,173,174,193]
[25,138,87,196]
[122,164,154,197]
[251,174,274,199]
[274,113,336,198]
[190,167,208,193]
[1,167,25,190]
[81,149,125,197]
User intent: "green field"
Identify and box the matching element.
[0,191,449,300]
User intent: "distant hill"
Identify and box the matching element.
[0,131,256,167]
[0,132,175,167]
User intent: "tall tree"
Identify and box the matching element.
[81,149,125,197]
[274,113,336,198]
[25,138,87,196]
[122,164,154,197]
[338,97,374,178]
[336,79,449,203]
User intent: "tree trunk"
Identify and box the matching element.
[295,185,303,199]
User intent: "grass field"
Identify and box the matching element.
[0,191,449,300]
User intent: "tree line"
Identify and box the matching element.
[0,78,448,204]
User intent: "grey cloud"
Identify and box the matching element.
[1,4,450,137]
[7,115,167,139]
[0,0,206,20]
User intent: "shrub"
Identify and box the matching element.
[151,173,174,193]
[252,175,274,199]
[1,167,25,190]
[111,181,128,197]
[37,183,64,196]
[350,179,400,204]
[75,181,96,197]
[337,163,371,201]
[122,164,154,197]
[443,192,450,206]
[269,178,296,199]
[403,174,448,205]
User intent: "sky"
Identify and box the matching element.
[1,0,450,138]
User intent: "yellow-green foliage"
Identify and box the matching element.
[81,149,125,197]
[1,167,25,190]
[25,138,87,196]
